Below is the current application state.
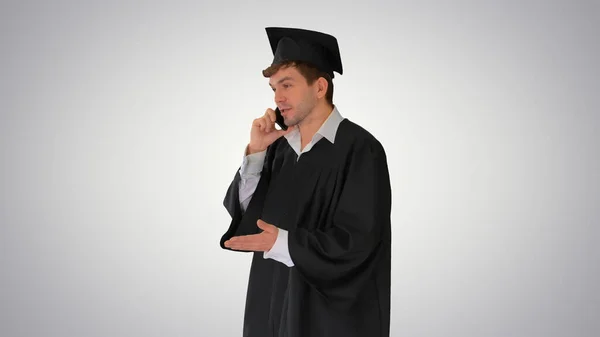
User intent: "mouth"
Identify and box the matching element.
[279,108,291,115]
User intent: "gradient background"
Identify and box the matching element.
[1,1,599,336]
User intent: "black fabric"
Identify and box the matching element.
[266,27,343,78]
[220,119,392,337]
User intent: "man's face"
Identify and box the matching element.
[268,66,318,127]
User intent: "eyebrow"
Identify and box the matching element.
[269,76,295,87]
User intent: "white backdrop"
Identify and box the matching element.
[1,1,599,336]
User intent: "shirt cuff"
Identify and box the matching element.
[264,228,294,267]
[240,145,266,175]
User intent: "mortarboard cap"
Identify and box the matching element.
[265,27,343,78]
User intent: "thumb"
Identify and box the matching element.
[257,219,276,233]
[279,125,296,136]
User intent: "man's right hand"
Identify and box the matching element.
[247,108,295,154]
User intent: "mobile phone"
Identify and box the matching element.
[274,107,288,131]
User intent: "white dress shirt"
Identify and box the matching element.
[238,106,345,267]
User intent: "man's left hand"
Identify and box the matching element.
[224,219,279,252]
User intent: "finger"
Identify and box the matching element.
[253,118,264,131]
[225,238,270,251]
[226,239,267,249]
[227,243,269,251]
[227,233,262,243]
[266,108,276,123]
[256,118,266,131]
[257,219,276,233]
[263,110,273,132]
[263,118,270,132]
[257,219,268,231]
[262,115,272,133]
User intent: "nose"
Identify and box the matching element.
[274,90,286,104]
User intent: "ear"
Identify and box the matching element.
[315,77,328,99]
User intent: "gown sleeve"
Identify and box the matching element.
[287,139,392,302]
[219,145,274,252]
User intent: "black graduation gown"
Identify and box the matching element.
[220,119,392,337]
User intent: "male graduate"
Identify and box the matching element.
[220,27,392,337]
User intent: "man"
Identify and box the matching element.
[220,27,392,337]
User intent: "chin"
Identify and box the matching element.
[284,117,298,127]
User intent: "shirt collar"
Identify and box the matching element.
[284,105,344,144]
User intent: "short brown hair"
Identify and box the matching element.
[262,61,334,105]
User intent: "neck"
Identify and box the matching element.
[298,102,334,147]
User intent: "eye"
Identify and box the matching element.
[283,83,292,89]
